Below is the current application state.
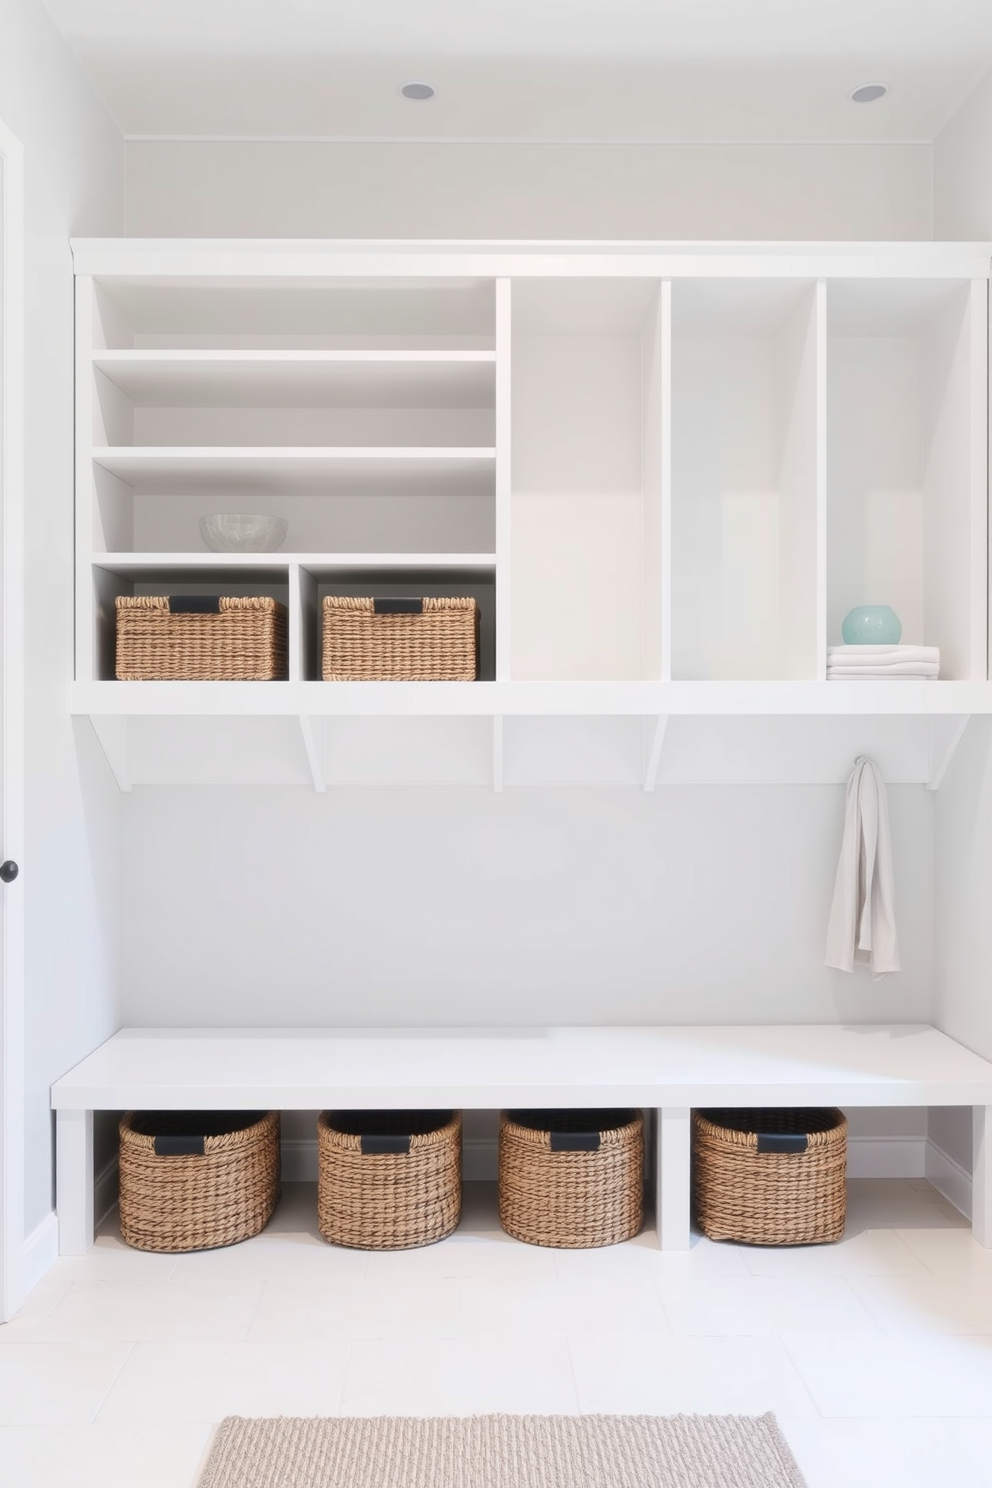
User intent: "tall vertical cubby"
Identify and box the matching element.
[670,279,822,681]
[509,279,665,681]
[826,278,988,679]
[70,241,992,790]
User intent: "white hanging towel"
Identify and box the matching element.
[824,755,900,979]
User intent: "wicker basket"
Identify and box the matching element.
[118,1110,281,1252]
[317,1110,462,1249]
[115,596,288,680]
[693,1108,847,1245]
[498,1109,644,1248]
[322,596,478,681]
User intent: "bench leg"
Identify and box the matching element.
[56,1109,94,1256]
[974,1105,992,1249]
[656,1106,691,1251]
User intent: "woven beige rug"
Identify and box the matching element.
[196,1412,808,1488]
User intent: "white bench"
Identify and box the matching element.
[51,1022,992,1255]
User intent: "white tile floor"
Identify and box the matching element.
[1,1178,990,1488]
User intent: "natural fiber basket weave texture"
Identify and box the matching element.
[317,1110,462,1250]
[322,596,478,681]
[115,596,288,680]
[118,1110,281,1253]
[498,1109,644,1249]
[693,1108,847,1246]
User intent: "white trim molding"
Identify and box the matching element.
[926,1139,973,1222]
[22,1213,58,1298]
[94,1156,119,1230]
[0,113,26,1324]
[846,1133,926,1180]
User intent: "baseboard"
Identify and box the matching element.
[281,1136,498,1182]
[22,1212,58,1295]
[281,1139,318,1182]
[925,1138,973,1221]
[94,1156,119,1227]
[283,1134,934,1186]
[846,1134,926,1180]
[462,1138,497,1180]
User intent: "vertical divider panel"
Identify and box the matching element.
[660,281,673,681]
[776,280,822,681]
[642,280,670,680]
[295,564,320,683]
[494,278,512,681]
[922,277,987,680]
[75,277,94,682]
[968,279,989,681]
[815,280,828,682]
[287,562,303,683]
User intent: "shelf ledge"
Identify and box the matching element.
[70,679,992,720]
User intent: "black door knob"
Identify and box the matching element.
[0,861,19,884]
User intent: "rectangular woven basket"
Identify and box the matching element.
[115,595,288,680]
[322,596,479,681]
[498,1109,644,1248]
[317,1110,462,1250]
[118,1110,281,1253]
[693,1107,847,1245]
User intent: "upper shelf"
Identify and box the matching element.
[92,448,497,496]
[72,238,992,280]
[92,350,497,408]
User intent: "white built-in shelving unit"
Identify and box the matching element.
[70,240,992,790]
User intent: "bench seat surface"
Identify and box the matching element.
[51,1023,992,1110]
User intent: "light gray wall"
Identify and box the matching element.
[117,132,941,1160]
[0,0,124,1234]
[933,67,992,238]
[125,140,932,240]
[121,784,933,1028]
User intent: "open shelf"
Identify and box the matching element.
[92,350,497,409]
[510,279,664,682]
[93,552,496,571]
[72,241,991,788]
[92,448,496,492]
[670,279,821,681]
[826,278,988,681]
[90,277,497,350]
[71,678,992,718]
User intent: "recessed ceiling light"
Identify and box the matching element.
[400,82,436,101]
[850,83,888,104]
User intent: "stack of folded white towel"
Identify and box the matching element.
[827,644,940,680]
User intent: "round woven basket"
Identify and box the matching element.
[498,1109,644,1249]
[118,1110,281,1253]
[317,1110,462,1250]
[693,1107,847,1246]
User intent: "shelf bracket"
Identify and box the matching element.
[88,716,130,793]
[643,715,670,792]
[927,715,971,792]
[299,715,327,793]
[493,715,504,794]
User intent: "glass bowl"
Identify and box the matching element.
[199,515,288,553]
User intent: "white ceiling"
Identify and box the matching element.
[40,0,992,141]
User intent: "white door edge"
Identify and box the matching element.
[0,113,26,1323]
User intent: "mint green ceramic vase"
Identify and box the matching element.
[841,605,902,645]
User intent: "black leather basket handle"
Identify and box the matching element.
[361,1133,412,1155]
[550,1131,601,1152]
[756,1132,808,1154]
[153,1134,206,1156]
[373,598,423,615]
[167,596,222,614]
